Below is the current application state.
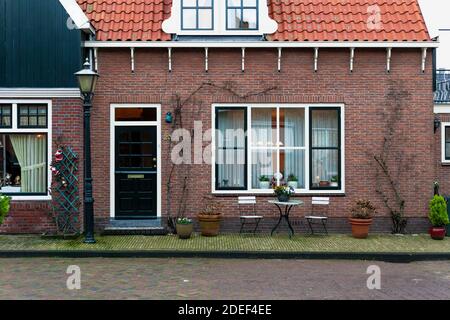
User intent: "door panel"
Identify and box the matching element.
[115,126,157,219]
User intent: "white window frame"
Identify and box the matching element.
[0,100,52,201]
[211,103,345,195]
[109,104,162,218]
[441,122,450,164]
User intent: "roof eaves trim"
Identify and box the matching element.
[60,0,95,34]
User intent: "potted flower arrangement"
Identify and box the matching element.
[330,176,339,187]
[197,196,222,237]
[259,175,270,189]
[176,217,193,239]
[428,195,449,240]
[273,185,295,203]
[287,174,298,189]
[349,199,376,239]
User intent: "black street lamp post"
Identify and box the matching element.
[75,59,99,244]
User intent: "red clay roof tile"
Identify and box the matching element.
[77,0,431,42]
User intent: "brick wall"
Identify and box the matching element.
[0,97,83,234]
[90,47,435,233]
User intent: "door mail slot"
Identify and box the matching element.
[127,174,145,179]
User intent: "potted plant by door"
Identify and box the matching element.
[349,199,376,239]
[428,195,449,240]
[273,185,295,203]
[197,197,223,237]
[259,175,270,189]
[176,217,193,239]
[287,174,298,189]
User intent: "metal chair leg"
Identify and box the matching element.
[253,218,261,234]
[307,219,315,235]
[239,219,245,235]
[322,220,329,235]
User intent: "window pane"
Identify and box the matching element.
[227,0,241,6]
[115,108,157,122]
[280,108,305,147]
[311,149,339,188]
[243,0,257,6]
[18,105,47,128]
[242,9,257,29]
[446,142,450,159]
[216,109,246,189]
[311,109,339,148]
[227,8,241,29]
[0,134,47,194]
[198,0,212,7]
[252,150,277,189]
[251,108,276,147]
[198,9,212,29]
[280,149,305,189]
[183,0,196,6]
[446,127,450,143]
[182,9,197,29]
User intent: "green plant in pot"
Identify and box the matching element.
[0,194,11,226]
[349,199,376,239]
[330,176,339,187]
[273,185,295,203]
[428,195,449,240]
[176,217,193,239]
[259,175,270,189]
[287,174,298,189]
[197,196,223,237]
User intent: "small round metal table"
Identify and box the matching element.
[268,200,304,238]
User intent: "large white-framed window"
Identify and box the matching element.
[441,122,450,164]
[0,100,52,200]
[211,104,345,194]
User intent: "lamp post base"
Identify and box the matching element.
[83,236,96,244]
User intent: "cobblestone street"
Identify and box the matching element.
[0,258,449,300]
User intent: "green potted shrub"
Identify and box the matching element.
[349,199,376,239]
[0,194,11,226]
[197,197,222,237]
[428,195,449,240]
[330,176,339,187]
[287,174,298,189]
[259,175,270,189]
[273,185,295,202]
[176,217,193,239]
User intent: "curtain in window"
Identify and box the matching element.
[216,109,245,188]
[10,135,46,193]
[311,110,339,184]
[283,109,305,187]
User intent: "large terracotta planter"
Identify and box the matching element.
[176,223,193,239]
[430,227,446,240]
[198,213,222,237]
[349,218,373,239]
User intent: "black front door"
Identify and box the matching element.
[115,126,157,219]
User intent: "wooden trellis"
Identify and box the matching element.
[50,146,80,235]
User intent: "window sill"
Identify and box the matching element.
[9,195,51,201]
[211,190,345,196]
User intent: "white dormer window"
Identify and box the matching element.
[181,0,214,30]
[163,0,277,37]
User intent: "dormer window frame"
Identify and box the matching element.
[181,0,215,31]
[226,0,259,31]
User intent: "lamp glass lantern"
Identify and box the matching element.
[75,59,99,96]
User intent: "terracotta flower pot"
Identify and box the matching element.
[198,213,222,237]
[349,218,373,239]
[430,227,446,240]
[176,223,193,239]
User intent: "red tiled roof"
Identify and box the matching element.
[77,0,431,42]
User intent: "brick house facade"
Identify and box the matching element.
[0,0,444,234]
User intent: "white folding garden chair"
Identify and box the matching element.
[238,196,263,235]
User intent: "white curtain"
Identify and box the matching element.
[283,109,305,187]
[311,110,339,183]
[10,135,47,193]
[217,109,245,188]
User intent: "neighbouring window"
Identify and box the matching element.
[213,105,343,192]
[215,107,247,190]
[182,0,214,30]
[18,104,47,128]
[0,102,50,196]
[442,123,450,163]
[0,105,12,128]
[226,0,258,30]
